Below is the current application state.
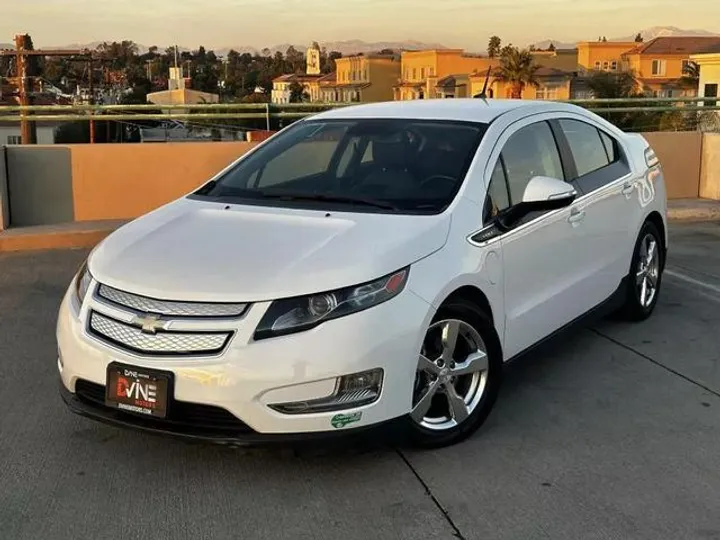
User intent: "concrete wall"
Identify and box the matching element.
[643,131,703,199]
[700,133,720,200]
[69,142,255,221]
[0,147,8,231]
[7,146,75,226]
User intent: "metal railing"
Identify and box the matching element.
[0,97,718,131]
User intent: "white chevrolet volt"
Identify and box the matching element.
[57,99,667,448]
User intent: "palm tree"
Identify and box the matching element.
[497,47,540,99]
[681,60,700,89]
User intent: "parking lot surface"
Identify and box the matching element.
[2,222,720,540]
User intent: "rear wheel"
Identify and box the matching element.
[618,220,664,321]
[405,299,502,448]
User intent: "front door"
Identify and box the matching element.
[481,119,587,359]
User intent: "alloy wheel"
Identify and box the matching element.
[411,319,489,431]
[636,233,660,308]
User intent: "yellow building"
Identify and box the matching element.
[577,41,637,73]
[621,37,720,97]
[691,46,720,109]
[327,53,401,102]
[394,49,497,100]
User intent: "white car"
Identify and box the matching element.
[57,99,667,448]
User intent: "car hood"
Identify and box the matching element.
[89,199,451,302]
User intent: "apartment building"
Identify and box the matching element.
[621,37,720,97]
[394,49,498,100]
[326,53,400,103]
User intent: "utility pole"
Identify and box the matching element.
[1,34,94,144]
[15,34,36,144]
[88,57,95,143]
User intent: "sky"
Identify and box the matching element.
[4,0,720,50]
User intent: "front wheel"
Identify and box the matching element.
[405,299,502,448]
[618,220,664,321]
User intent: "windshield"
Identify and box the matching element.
[192,118,488,214]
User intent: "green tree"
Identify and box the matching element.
[487,36,502,58]
[548,42,556,52]
[497,46,540,99]
[288,81,309,102]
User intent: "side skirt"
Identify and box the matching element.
[505,276,628,365]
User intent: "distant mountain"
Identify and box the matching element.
[530,40,576,50]
[38,39,445,57]
[615,26,719,42]
[0,42,13,50]
[215,40,448,57]
[530,26,720,51]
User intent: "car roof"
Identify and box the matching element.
[310,98,585,124]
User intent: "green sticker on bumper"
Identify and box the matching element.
[331,412,362,429]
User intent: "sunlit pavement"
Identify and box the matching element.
[2,222,720,540]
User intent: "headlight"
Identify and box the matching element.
[254,267,409,340]
[73,261,93,306]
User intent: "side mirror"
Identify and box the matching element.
[522,176,577,206]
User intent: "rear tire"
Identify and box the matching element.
[404,299,502,448]
[617,220,664,322]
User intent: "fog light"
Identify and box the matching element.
[270,369,383,414]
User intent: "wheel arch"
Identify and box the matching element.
[438,285,504,362]
[645,210,667,269]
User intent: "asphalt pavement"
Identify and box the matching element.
[1,222,720,540]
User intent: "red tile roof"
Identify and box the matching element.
[625,36,720,56]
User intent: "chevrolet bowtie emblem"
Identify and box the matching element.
[132,313,166,335]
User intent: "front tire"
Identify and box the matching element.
[618,220,664,321]
[405,299,502,448]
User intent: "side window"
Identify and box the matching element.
[558,119,610,178]
[599,131,617,163]
[502,121,564,205]
[485,157,511,220]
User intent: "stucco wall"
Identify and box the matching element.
[70,142,256,221]
[700,133,720,200]
[6,146,75,226]
[642,131,703,199]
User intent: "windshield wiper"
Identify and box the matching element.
[262,192,399,211]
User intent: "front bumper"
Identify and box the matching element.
[59,380,404,446]
[57,282,435,440]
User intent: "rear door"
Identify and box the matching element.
[551,116,640,306]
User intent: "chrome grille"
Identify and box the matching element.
[97,284,247,318]
[89,311,231,356]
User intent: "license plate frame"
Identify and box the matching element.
[105,362,172,419]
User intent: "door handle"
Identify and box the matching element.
[621,182,634,196]
[568,208,585,224]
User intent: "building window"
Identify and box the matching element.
[704,83,718,107]
[603,61,609,70]
[412,68,417,80]
[364,69,368,80]
[536,85,559,100]
[682,59,691,74]
[421,67,425,79]
[594,61,601,70]
[404,68,408,79]
[651,59,666,76]
[7,135,21,145]
[611,61,618,71]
